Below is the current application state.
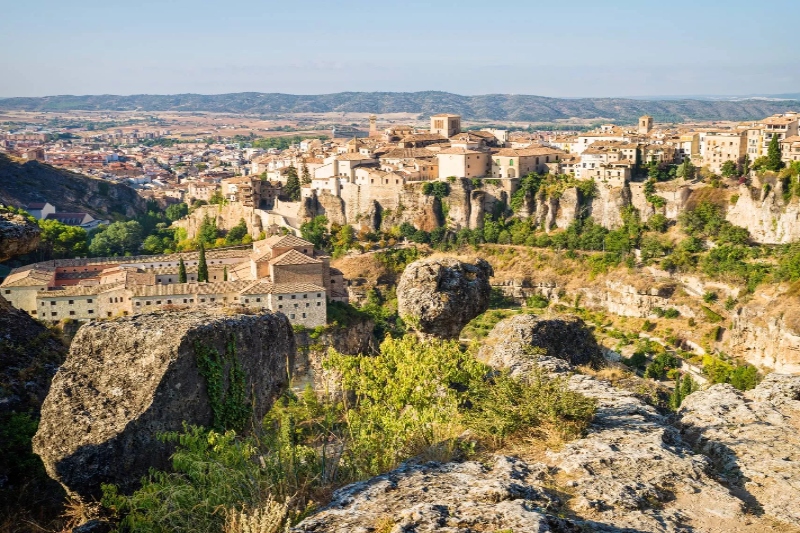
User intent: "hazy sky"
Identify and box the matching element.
[2,0,798,98]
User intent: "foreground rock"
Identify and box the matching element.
[397,256,492,339]
[0,208,40,262]
[477,313,605,374]
[296,315,799,533]
[33,309,294,501]
[679,374,800,528]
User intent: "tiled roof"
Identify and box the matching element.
[272,283,325,294]
[494,147,565,157]
[270,249,322,266]
[130,280,253,297]
[1,268,54,287]
[264,234,314,249]
[37,283,124,297]
[437,147,483,155]
[240,281,274,295]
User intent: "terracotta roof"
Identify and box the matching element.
[270,249,322,266]
[437,147,483,155]
[37,283,125,297]
[1,268,54,287]
[335,153,375,161]
[130,280,253,297]
[240,281,274,295]
[264,234,314,249]
[272,283,325,294]
[380,148,437,160]
[494,147,565,157]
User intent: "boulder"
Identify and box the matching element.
[33,309,294,501]
[397,256,492,339]
[477,314,605,375]
[679,374,800,528]
[0,208,40,262]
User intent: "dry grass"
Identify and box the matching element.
[224,497,288,533]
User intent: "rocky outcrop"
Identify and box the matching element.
[397,257,493,339]
[727,183,800,244]
[33,309,294,501]
[0,209,41,262]
[293,319,376,396]
[728,293,800,373]
[295,324,800,532]
[477,314,605,373]
[172,202,262,240]
[679,374,800,528]
[293,456,571,533]
[0,295,66,416]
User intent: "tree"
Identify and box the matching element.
[767,133,784,172]
[197,244,208,282]
[197,215,219,246]
[301,162,311,185]
[676,158,696,180]
[223,266,228,281]
[89,221,143,257]
[225,219,248,246]
[720,160,737,178]
[284,165,301,201]
[209,190,225,205]
[300,215,329,249]
[38,219,89,259]
[165,203,189,222]
[178,257,187,283]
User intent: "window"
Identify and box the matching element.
[278,305,283,309]
[146,301,151,306]
[200,298,205,303]
[303,294,308,299]
[317,302,321,306]
[68,300,74,305]
[50,301,55,306]
[290,314,295,319]
[245,298,250,303]
[52,312,57,317]
[167,300,172,304]
[317,293,321,298]
[306,303,310,307]
[4,290,9,295]
[136,302,141,306]
[41,302,45,306]
[278,295,283,301]
[256,297,261,302]
[302,313,306,318]
[88,310,94,314]
[291,295,296,299]
[156,300,161,305]
[69,311,75,316]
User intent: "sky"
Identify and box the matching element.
[1,0,799,98]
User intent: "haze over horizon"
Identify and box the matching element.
[2,0,799,99]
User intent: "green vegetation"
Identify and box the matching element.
[283,165,301,201]
[102,335,596,530]
[702,355,760,391]
[194,338,251,432]
[197,244,209,282]
[669,373,699,409]
[421,181,450,199]
[178,257,187,283]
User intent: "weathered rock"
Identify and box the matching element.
[397,256,493,339]
[292,456,570,533]
[0,208,40,262]
[33,309,294,501]
[679,374,800,528]
[0,294,66,416]
[477,313,605,374]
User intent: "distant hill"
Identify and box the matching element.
[0,154,147,220]
[1,92,800,123]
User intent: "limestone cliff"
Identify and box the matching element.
[0,208,41,262]
[172,202,263,239]
[0,154,147,219]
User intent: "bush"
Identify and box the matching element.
[644,352,680,380]
[703,356,761,391]
[526,293,550,309]
[702,291,718,303]
[663,308,680,319]
[701,306,723,323]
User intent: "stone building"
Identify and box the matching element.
[0,235,342,328]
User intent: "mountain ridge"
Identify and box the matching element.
[2,91,800,122]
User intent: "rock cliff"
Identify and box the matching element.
[397,256,493,339]
[33,309,294,501]
[0,208,41,262]
[0,154,147,219]
[172,202,263,239]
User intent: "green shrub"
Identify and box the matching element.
[701,306,723,323]
[644,352,680,380]
[663,308,680,319]
[526,293,550,309]
[703,291,718,303]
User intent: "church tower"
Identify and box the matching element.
[639,115,653,135]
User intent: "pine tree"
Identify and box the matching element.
[223,266,228,281]
[284,165,301,201]
[767,133,784,172]
[301,161,311,185]
[197,243,208,282]
[178,257,187,283]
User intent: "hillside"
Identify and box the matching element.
[0,154,147,220]
[2,91,800,122]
